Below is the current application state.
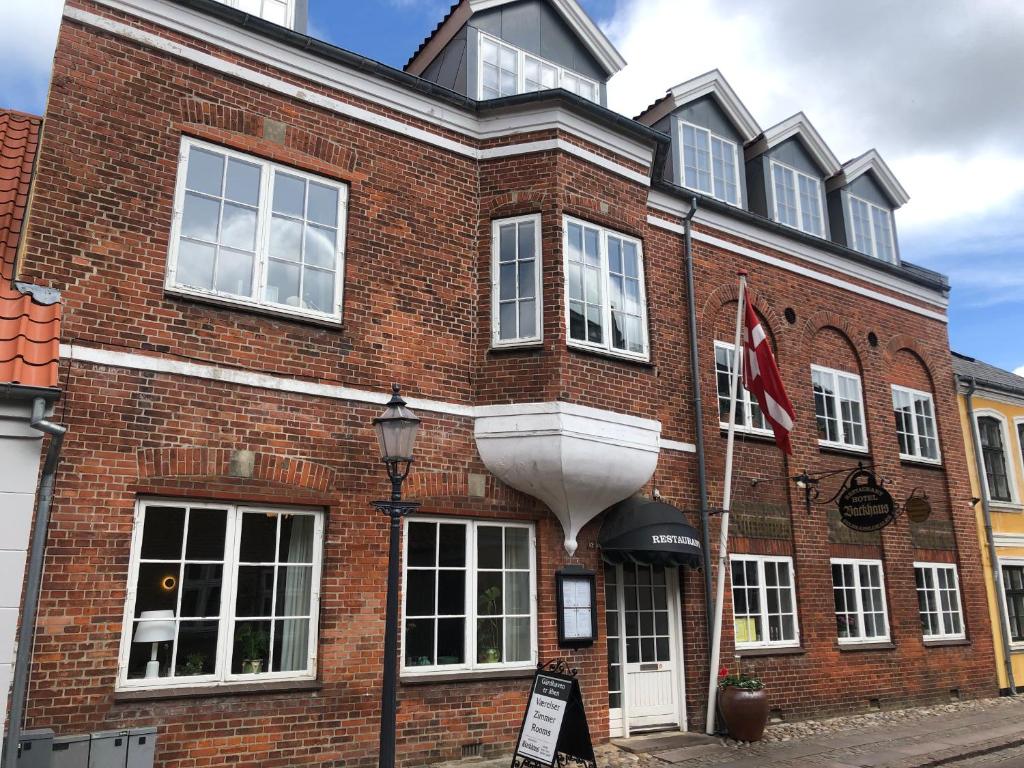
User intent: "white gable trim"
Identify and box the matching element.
[66,3,654,174]
[828,149,910,208]
[746,112,841,177]
[468,0,626,75]
[637,70,760,143]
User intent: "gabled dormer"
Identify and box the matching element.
[745,113,840,239]
[405,0,626,106]
[214,0,308,32]
[826,150,909,265]
[635,70,760,208]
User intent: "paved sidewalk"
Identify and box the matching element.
[609,696,1024,768]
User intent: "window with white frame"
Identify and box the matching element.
[1001,563,1024,644]
[892,386,940,462]
[492,215,541,346]
[216,0,294,27]
[679,121,740,205]
[978,415,1014,503]
[479,33,599,103]
[118,500,322,688]
[914,563,964,640]
[849,195,896,263]
[812,365,867,450]
[831,558,889,643]
[168,138,347,322]
[715,341,769,434]
[730,555,799,649]
[564,217,648,359]
[402,519,535,673]
[770,161,824,236]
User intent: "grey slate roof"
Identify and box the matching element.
[952,352,1024,397]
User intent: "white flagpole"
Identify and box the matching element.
[705,271,747,734]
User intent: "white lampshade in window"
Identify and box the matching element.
[134,609,176,678]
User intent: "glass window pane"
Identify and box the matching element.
[235,565,275,617]
[181,193,220,242]
[186,148,224,195]
[405,618,435,666]
[273,173,305,216]
[518,301,536,338]
[437,571,465,616]
[269,216,302,262]
[477,571,503,615]
[141,507,185,560]
[405,570,436,616]
[174,620,218,677]
[185,509,226,560]
[272,618,309,672]
[506,616,530,662]
[240,513,277,562]
[275,565,313,616]
[438,524,465,567]
[175,240,216,290]
[215,248,254,297]
[408,523,437,567]
[304,225,337,268]
[499,224,516,263]
[499,302,517,340]
[265,259,301,307]
[437,617,465,664]
[302,267,334,313]
[477,526,503,569]
[221,204,256,251]
[231,620,271,675]
[477,617,504,662]
[505,527,529,569]
[135,562,180,616]
[179,563,223,617]
[225,158,260,205]
[307,182,338,227]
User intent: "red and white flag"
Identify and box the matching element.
[741,292,796,454]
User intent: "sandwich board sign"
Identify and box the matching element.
[512,664,595,768]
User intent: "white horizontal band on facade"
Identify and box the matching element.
[647,191,948,311]
[59,344,697,454]
[994,534,1024,549]
[646,214,948,324]
[479,139,650,187]
[68,2,653,183]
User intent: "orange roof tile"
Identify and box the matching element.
[0,109,61,389]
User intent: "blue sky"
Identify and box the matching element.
[3,0,1022,374]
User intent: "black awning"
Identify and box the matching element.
[599,497,703,568]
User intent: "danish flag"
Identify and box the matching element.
[741,291,796,454]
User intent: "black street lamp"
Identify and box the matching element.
[372,384,421,768]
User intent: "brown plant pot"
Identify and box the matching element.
[719,686,769,742]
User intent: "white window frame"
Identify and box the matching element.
[116,499,324,691]
[811,364,869,452]
[166,136,348,323]
[770,160,824,237]
[562,216,649,362]
[400,517,538,677]
[218,0,296,28]
[714,341,771,437]
[729,554,800,650]
[678,120,741,206]
[830,558,890,645]
[974,409,1021,507]
[477,31,600,103]
[848,193,896,263]
[999,557,1024,649]
[913,562,965,641]
[891,385,941,464]
[491,214,542,347]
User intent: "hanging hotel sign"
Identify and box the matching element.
[837,468,897,532]
[512,662,595,768]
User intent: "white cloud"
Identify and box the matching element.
[1015,367,1024,377]
[0,0,64,113]
[602,0,1024,248]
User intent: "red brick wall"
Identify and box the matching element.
[15,2,995,766]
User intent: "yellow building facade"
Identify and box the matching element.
[954,352,1024,693]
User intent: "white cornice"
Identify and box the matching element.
[468,0,627,75]
[996,534,1024,548]
[70,1,653,172]
[636,70,760,143]
[59,344,696,453]
[828,149,910,208]
[646,192,948,319]
[745,112,841,177]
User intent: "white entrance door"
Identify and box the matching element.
[606,563,684,735]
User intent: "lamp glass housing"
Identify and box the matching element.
[373,386,421,463]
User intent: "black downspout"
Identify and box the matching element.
[683,198,714,657]
[3,398,66,768]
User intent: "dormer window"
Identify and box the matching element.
[479,32,600,103]
[218,0,294,27]
[771,161,824,237]
[679,122,739,206]
[849,195,895,263]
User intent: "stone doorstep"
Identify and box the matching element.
[612,732,719,754]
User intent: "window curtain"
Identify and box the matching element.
[279,515,313,671]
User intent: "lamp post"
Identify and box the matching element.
[372,384,421,768]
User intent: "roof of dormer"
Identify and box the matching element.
[745,112,842,177]
[827,149,910,208]
[405,0,626,78]
[634,69,761,143]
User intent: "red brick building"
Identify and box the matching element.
[13,0,994,765]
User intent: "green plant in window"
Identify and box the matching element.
[477,585,503,663]
[181,652,207,676]
[236,624,269,674]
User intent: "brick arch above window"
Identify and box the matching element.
[698,282,785,352]
[562,194,646,236]
[483,190,551,221]
[803,311,863,376]
[883,336,942,392]
[137,446,337,494]
[403,470,536,512]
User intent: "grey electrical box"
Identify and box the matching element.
[88,730,128,768]
[52,734,89,768]
[126,727,157,768]
[15,728,54,768]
